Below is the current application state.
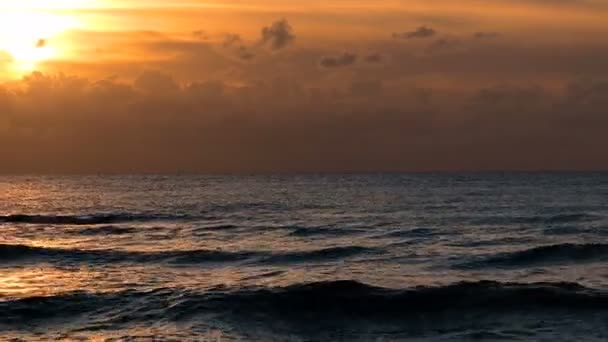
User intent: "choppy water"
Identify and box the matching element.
[0,174,607,341]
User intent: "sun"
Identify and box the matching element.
[0,5,82,73]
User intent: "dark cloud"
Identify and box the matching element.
[134,70,180,94]
[427,38,461,53]
[236,46,255,61]
[473,32,501,39]
[220,34,255,61]
[36,39,47,48]
[223,34,243,48]
[320,53,358,68]
[2,71,607,173]
[192,30,208,40]
[260,19,295,50]
[365,53,383,63]
[471,85,547,115]
[220,19,295,62]
[393,26,437,39]
[350,80,384,97]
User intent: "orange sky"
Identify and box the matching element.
[0,0,606,77]
[0,0,607,172]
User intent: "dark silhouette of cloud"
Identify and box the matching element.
[220,34,255,61]
[427,38,461,53]
[134,70,180,94]
[236,46,255,61]
[473,32,500,39]
[192,30,208,40]
[2,71,607,173]
[219,19,295,62]
[223,33,243,48]
[350,80,384,97]
[393,26,437,39]
[320,53,358,68]
[365,53,383,63]
[260,19,295,50]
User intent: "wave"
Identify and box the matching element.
[197,224,239,231]
[77,226,138,236]
[543,213,599,224]
[448,236,535,248]
[543,226,608,236]
[1,280,606,325]
[288,226,364,237]
[0,244,376,266]
[474,213,600,226]
[0,244,256,264]
[372,227,438,239]
[202,202,290,214]
[0,213,195,225]
[200,280,608,316]
[456,243,608,269]
[260,246,379,264]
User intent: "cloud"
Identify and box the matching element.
[219,34,256,61]
[40,27,608,88]
[320,53,358,68]
[219,19,295,62]
[3,3,607,172]
[427,38,462,53]
[350,80,384,97]
[473,32,501,39]
[36,39,47,48]
[260,19,295,50]
[1,70,607,173]
[365,53,383,63]
[393,26,437,39]
[235,46,255,61]
[223,33,243,48]
[192,30,208,40]
[133,70,180,94]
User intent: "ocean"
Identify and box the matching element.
[0,173,607,341]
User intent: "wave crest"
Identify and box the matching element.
[474,213,600,226]
[457,243,608,268]
[0,213,194,225]
[0,244,376,265]
[1,280,606,325]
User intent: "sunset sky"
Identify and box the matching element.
[1,0,607,172]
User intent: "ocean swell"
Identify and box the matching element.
[1,280,606,326]
[0,213,195,225]
[456,243,608,269]
[0,244,376,266]
[474,213,600,226]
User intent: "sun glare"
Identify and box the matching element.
[0,2,84,74]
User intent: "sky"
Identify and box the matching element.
[0,0,607,173]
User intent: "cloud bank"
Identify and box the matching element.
[1,71,606,173]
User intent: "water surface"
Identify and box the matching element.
[1,174,607,340]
